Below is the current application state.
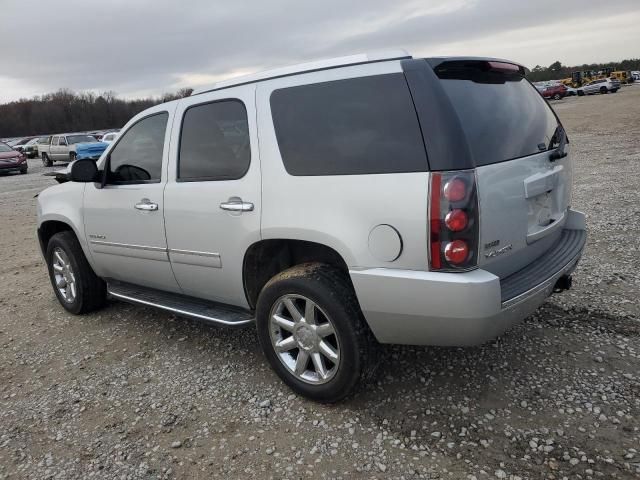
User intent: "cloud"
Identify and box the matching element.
[1,0,638,102]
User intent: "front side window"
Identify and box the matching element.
[178,100,250,181]
[270,74,427,176]
[107,112,168,184]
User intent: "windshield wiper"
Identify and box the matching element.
[549,125,568,161]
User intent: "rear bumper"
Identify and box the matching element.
[350,210,586,346]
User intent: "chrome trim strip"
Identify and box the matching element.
[89,240,167,252]
[107,289,254,326]
[168,249,220,258]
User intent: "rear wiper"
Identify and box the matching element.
[549,125,568,161]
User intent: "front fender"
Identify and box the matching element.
[37,182,95,268]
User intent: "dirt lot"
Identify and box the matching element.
[1,86,639,480]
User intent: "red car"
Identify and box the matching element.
[541,84,568,100]
[0,142,28,175]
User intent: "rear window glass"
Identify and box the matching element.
[435,62,559,166]
[178,100,250,181]
[270,74,427,176]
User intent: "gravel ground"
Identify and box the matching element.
[1,86,639,480]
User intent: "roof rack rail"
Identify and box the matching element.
[192,50,411,95]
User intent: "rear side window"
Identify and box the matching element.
[178,100,250,181]
[435,61,559,166]
[270,74,427,176]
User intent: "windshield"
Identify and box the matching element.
[435,61,559,166]
[67,135,98,144]
[0,143,15,153]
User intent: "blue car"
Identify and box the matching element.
[75,141,108,161]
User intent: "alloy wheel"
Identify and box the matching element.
[269,294,340,385]
[52,247,76,303]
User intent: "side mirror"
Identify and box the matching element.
[70,159,99,182]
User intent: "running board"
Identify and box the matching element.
[107,281,254,327]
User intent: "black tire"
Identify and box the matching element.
[45,231,106,314]
[553,93,561,100]
[256,263,378,403]
[42,153,53,167]
[69,152,77,162]
[600,86,608,94]
[20,168,27,174]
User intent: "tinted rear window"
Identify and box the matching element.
[435,62,559,166]
[178,100,250,181]
[270,74,427,176]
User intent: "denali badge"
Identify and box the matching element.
[89,234,106,240]
[484,243,513,259]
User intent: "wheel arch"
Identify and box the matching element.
[242,239,353,310]
[38,219,77,256]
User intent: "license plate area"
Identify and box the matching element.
[524,167,566,243]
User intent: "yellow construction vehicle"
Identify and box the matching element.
[610,71,631,84]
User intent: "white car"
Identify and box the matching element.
[101,132,118,143]
[577,78,621,96]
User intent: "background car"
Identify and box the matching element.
[0,141,28,175]
[10,137,35,151]
[578,78,621,95]
[101,132,118,143]
[75,140,109,161]
[564,86,578,96]
[20,137,42,158]
[541,84,568,100]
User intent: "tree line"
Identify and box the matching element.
[526,59,640,83]
[0,88,193,138]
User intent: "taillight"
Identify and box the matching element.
[429,170,479,271]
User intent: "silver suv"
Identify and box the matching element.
[36,52,586,402]
[577,77,621,95]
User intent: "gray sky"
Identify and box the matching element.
[1,0,639,102]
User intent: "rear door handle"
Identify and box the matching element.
[220,200,254,212]
[134,199,159,211]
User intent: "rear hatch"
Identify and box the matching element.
[406,58,573,278]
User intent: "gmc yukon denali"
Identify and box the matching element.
[36,52,586,402]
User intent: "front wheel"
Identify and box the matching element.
[600,86,608,94]
[553,93,562,100]
[46,231,106,314]
[256,263,377,402]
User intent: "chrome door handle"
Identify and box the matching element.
[135,199,158,211]
[220,201,254,212]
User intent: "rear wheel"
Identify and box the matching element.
[600,86,608,94]
[69,152,77,162]
[45,231,106,314]
[256,263,377,402]
[42,153,52,167]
